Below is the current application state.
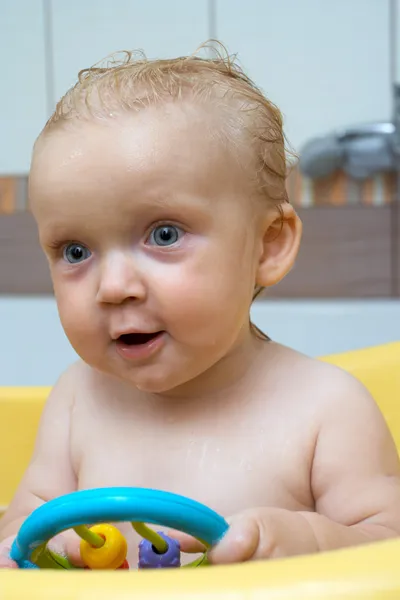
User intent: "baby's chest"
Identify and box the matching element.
[76,424,313,516]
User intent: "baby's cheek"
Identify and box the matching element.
[57,292,100,351]
[160,270,249,343]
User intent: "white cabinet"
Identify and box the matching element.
[216,0,391,149]
[0,1,48,175]
[50,0,210,104]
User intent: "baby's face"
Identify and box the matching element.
[30,103,264,393]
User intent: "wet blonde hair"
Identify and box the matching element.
[45,41,289,204]
[43,41,292,338]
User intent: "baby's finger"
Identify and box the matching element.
[64,533,85,567]
[48,532,85,567]
[165,530,206,553]
[0,555,18,568]
[208,515,259,564]
[0,551,18,569]
[0,537,18,569]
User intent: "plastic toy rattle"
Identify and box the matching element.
[10,487,229,570]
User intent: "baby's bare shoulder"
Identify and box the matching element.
[43,360,103,415]
[55,359,89,387]
[268,345,400,520]
[60,359,108,394]
[266,342,380,417]
[271,344,396,467]
[68,360,140,414]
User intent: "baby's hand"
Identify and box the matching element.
[209,508,318,563]
[47,531,85,567]
[0,536,18,568]
[169,508,318,564]
[0,531,84,569]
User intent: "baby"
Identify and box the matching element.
[1,44,400,569]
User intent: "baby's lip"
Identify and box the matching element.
[111,328,164,340]
[114,330,166,348]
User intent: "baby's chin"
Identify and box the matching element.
[123,370,191,396]
[89,359,189,396]
[85,348,227,397]
[118,363,213,398]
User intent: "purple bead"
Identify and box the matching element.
[138,532,180,569]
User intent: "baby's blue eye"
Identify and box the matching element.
[63,243,91,264]
[149,225,181,247]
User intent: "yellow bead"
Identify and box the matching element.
[80,524,128,570]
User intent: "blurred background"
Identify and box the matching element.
[1,0,399,385]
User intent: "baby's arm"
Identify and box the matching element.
[0,364,82,566]
[202,366,400,563]
[300,366,400,549]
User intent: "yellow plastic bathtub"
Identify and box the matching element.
[1,342,400,599]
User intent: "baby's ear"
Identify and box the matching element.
[255,203,302,288]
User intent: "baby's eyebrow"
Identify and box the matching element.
[38,194,213,245]
[38,220,80,244]
[129,191,213,214]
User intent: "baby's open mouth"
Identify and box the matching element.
[117,332,164,346]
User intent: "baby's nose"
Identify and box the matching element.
[96,252,147,305]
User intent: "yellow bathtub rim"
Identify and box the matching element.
[1,537,400,599]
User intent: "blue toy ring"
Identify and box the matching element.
[10,487,229,569]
